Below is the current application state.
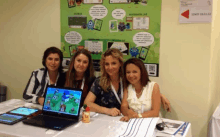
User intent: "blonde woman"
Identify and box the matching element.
[84,48,124,116]
[85,49,171,117]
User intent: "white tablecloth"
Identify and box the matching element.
[0,99,192,137]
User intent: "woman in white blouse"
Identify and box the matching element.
[120,58,161,121]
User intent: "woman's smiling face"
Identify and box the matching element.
[126,63,141,85]
[104,55,121,77]
[74,53,89,74]
[45,53,60,72]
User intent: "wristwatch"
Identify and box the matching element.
[138,113,142,118]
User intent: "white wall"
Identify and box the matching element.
[0,0,60,98]
[208,0,220,121]
[0,0,218,136]
[151,1,211,136]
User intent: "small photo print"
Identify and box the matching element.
[94,19,103,31]
[67,0,75,8]
[69,45,77,56]
[139,47,149,60]
[109,20,118,32]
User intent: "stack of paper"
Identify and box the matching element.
[156,118,187,137]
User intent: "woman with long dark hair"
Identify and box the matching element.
[65,49,95,107]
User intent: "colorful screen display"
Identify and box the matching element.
[43,87,82,116]
[10,107,39,116]
[0,113,24,123]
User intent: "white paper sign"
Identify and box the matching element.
[179,0,212,23]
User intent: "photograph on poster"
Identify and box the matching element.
[109,0,131,4]
[84,0,103,4]
[133,16,149,30]
[108,42,129,55]
[139,46,149,60]
[68,16,87,28]
[85,41,103,54]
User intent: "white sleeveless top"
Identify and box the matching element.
[127,81,156,114]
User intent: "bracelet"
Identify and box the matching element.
[138,113,142,118]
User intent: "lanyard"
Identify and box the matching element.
[73,77,85,90]
[111,78,123,104]
[80,77,85,90]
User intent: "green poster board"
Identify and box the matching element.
[61,0,161,76]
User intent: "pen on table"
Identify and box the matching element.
[161,118,169,129]
[181,122,189,136]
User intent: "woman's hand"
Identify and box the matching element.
[161,94,171,112]
[127,109,138,118]
[120,116,130,122]
[106,108,121,116]
[38,97,45,106]
[120,109,138,122]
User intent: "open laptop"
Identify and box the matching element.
[23,86,83,130]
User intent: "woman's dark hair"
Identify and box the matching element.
[123,58,150,88]
[65,49,94,87]
[42,47,63,72]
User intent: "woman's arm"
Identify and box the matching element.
[84,91,120,116]
[120,88,138,121]
[23,71,42,104]
[141,83,161,118]
[120,88,129,116]
[160,94,171,112]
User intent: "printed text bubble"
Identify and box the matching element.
[133,32,154,47]
[112,9,126,20]
[89,5,108,19]
[64,31,82,44]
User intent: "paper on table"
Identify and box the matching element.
[155,122,189,137]
[107,118,159,137]
[157,118,185,135]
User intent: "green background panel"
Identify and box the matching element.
[61,0,161,63]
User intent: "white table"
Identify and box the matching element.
[0,99,192,137]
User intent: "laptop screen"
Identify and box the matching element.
[43,86,82,116]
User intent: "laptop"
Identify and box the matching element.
[23,86,83,130]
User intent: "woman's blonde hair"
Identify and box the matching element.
[100,48,124,92]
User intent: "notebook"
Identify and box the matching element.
[23,86,83,130]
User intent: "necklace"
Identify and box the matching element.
[136,89,143,96]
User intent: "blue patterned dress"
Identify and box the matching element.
[90,77,122,110]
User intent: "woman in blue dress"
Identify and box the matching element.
[85,48,171,116]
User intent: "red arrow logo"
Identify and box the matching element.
[181,10,189,19]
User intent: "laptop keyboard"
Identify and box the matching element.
[23,114,77,130]
[33,114,72,122]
